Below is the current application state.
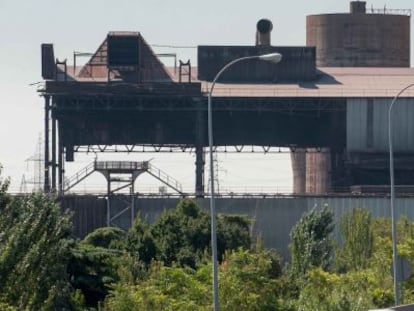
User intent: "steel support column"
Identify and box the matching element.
[195,107,205,197]
[107,173,111,226]
[58,131,64,195]
[51,111,57,192]
[131,173,135,226]
[44,95,50,192]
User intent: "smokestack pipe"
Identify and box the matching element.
[256,19,273,46]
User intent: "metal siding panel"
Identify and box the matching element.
[373,99,388,151]
[209,198,308,260]
[372,98,414,152]
[63,196,414,262]
[347,98,367,151]
[349,98,414,152]
[197,46,316,82]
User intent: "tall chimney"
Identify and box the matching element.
[350,1,366,13]
[256,19,273,46]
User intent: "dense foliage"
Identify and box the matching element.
[0,167,78,310]
[336,207,374,271]
[289,205,334,280]
[5,163,414,310]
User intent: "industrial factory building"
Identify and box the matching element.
[39,1,414,255]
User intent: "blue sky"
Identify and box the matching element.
[0,0,413,193]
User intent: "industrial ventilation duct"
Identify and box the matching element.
[256,19,273,46]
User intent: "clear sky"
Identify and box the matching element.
[1,0,413,193]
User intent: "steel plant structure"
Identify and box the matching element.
[39,1,414,199]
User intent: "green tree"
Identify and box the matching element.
[217,214,251,259]
[151,198,251,268]
[0,192,75,310]
[104,263,211,311]
[297,268,376,311]
[336,207,374,271]
[219,248,286,311]
[68,232,123,308]
[289,205,334,280]
[126,214,157,266]
[82,226,126,249]
[104,248,286,311]
[150,199,210,268]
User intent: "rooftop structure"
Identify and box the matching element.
[40,1,414,199]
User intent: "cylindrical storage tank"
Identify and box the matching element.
[306,148,331,194]
[307,7,410,67]
[290,148,306,194]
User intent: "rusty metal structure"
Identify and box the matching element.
[40,2,414,199]
[307,1,411,67]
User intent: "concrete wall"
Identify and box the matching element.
[62,195,414,261]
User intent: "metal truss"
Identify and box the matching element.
[73,144,331,154]
[51,94,346,114]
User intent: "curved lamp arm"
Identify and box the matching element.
[207,52,282,311]
[388,83,414,306]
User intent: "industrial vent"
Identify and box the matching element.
[41,43,55,80]
[350,1,366,13]
[107,33,140,69]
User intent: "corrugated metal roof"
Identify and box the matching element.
[67,56,414,99]
[167,66,414,98]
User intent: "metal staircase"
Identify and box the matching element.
[145,162,184,194]
[64,162,95,192]
[63,160,184,195]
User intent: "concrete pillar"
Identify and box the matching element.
[306,148,331,194]
[290,148,306,194]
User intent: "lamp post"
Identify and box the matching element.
[389,83,414,306]
[207,52,282,311]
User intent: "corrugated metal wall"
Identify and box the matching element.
[197,46,316,82]
[347,98,414,152]
[64,195,414,260]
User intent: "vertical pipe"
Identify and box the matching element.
[195,106,205,197]
[58,133,63,195]
[131,174,135,227]
[195,146,205,197]
[44,95,50,192]
[51,112,57,192]
[107,173,111,227]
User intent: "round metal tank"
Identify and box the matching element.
[307,8,410,67]
[306,148,331,194]
[290,148,306,194]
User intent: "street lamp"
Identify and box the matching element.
[388,83,414,306]
[207,52,282,311]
